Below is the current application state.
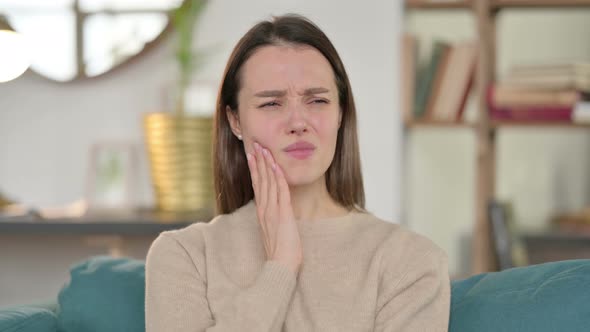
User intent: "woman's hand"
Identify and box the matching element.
[246,142,303,275]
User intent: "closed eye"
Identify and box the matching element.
[259,101,280,108]
[258,99,328,108]
[311,99,329,104]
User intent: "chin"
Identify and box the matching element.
[283,169,323,188]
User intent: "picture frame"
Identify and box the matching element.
[85,142,138,213]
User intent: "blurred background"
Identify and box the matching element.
[1,0,590,308]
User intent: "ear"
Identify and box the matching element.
[226,105,242,138]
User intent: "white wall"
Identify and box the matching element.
[0,0,401,222]
[0,0,402,307]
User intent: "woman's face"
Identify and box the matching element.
[228,44,342,187]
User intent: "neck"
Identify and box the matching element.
[289,176,347,222]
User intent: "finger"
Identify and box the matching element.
[246,152,258,197]
[263,148,279,251]
[254,142,268,211]
[263,148,278,207]
[246,150,261,213]
[254,142,271,253]
[273,163,292,223]
[246,152,268,254]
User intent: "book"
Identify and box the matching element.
[490,108,572,122]
[428,41,477,122]
[401,33,418,124]
[504,62,590,92]
[510,62,590,76]
[487,86,573,122]
[489,200,514,270]
[489,84,580,108]
[423,42,453,119]
[553,208,590,234]
[573,101,590,123]
[413,41,451,119]
[488,200,529,270]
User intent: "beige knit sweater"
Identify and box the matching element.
[145,200,450,331]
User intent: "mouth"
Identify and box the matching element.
[285,148,315,160]
[283,140,316,160]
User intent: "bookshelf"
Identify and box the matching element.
[407,0,590,9]
[492,0,590,9]
[406,0,471,9]
[492,122,590,128]
[404,0,590,274]
[406,120,475,128]
[412,120,590,129]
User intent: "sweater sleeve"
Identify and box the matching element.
[145,233,297,332]
[374,242,451,332]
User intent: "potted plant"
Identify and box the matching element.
[143,0,214,214]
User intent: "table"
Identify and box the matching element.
[0,210,214,256]
[522,231,590,264]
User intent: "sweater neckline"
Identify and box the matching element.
[238,199,364,236]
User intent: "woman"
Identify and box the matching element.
[146,14,450,332]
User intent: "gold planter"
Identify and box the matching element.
[143,113,214,213]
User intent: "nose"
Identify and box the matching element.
[289,121,308,135]
[286,103,308,136]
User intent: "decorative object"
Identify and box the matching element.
[143,0,214,214]
[0,1,184,82]
[144,110,214,213]
[0,16,31,83]
[0,191,17,210]
[85,142,138,213]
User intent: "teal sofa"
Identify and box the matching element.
[1,256,589,332]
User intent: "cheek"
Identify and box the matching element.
[241,116,280,151]
[312,112,340,141]
[240,110,340,155]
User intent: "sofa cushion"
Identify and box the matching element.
[57,256,145,332]
[0,306,57,332]
[450,259,590,332]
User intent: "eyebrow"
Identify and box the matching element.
[254,87,330,98]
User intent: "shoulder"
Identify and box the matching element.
[147,200,257,265]
[362,216,449,312]
[367,213,444,255]
[358,213,447,275]
[353,213,444,255]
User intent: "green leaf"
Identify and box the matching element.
[170,0,209,115]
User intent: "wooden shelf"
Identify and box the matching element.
[0,219,198,236]
[492,0,590,9]
[0,209,213,235]
[492,121,590,128]
[406,0,471,9]
[406,120,590,129]
[406,0,590,10]
[405,119,475,128]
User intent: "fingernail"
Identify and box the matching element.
[263,149,269,156]
[254,142,260,151]
[271,162,277,170]
[246,153,252,161]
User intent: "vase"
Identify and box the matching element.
[143,112,214,214]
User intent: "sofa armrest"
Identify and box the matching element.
[0,305,58,332]
[450,259,590,332]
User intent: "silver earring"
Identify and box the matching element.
[237,134,242,140]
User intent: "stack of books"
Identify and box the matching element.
[488,62,590,123]
[402,35,478,123]
[552,207,590,234]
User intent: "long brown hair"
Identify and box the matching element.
[213,14,365,215]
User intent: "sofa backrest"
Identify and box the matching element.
[54,256,590,332]
[57,256,145,332]
[450,259,590,332]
